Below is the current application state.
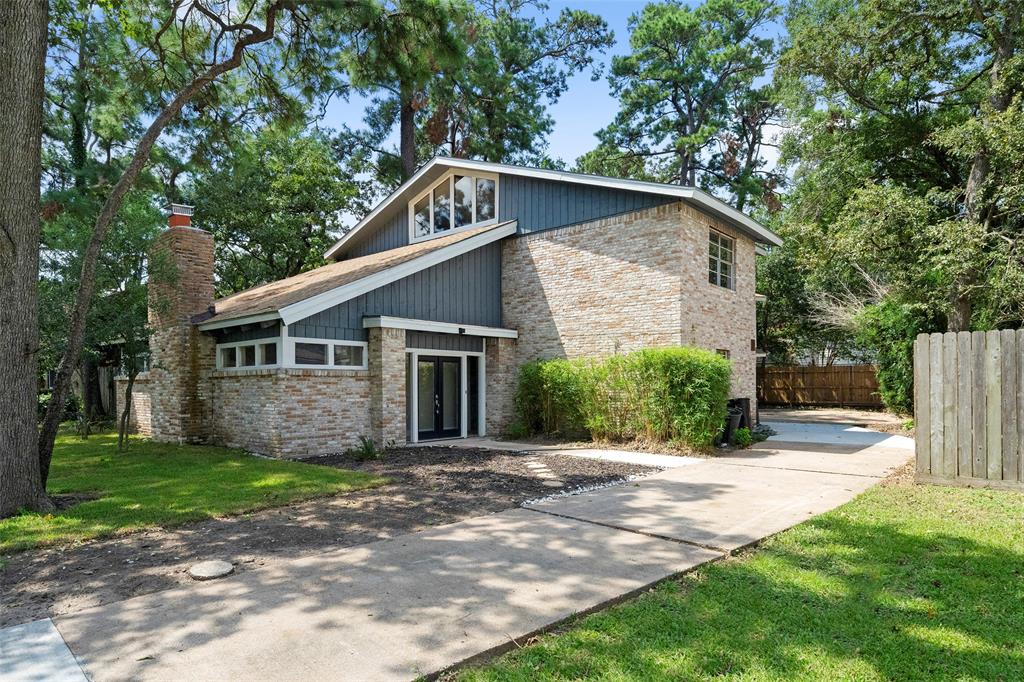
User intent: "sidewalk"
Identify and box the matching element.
[9,420,912,681]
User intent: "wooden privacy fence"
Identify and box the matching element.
[914,330,1024,490]
[757,364,882,408]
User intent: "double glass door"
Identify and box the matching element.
[417,356,461,440]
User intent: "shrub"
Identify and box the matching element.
[514,347,731,448]
[733,427,753,448]
[854,299,938,414]
[37,391,81,423]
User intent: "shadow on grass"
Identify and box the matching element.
[462,496,1024,681]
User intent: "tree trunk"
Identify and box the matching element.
[399,81,416,180]
[37,2,286,485]
[0,0,55,517]
[117,370,137,449]
[81,354,104,419]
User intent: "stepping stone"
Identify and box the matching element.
[542,480,564,488]
[188,560,234,581]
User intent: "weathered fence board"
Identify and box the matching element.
[915,330,1024,490]
[757,364,882,408]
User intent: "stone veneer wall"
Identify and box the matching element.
[495,201,757,431]
[114,374,153,436]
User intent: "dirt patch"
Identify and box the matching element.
[1,447,655,628]
[880,460,916,487]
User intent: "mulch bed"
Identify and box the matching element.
[1,447,655,628]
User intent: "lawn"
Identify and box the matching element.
[0,431,386,553]
[459,479,1024,681]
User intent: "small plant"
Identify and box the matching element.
[733,427,753,448]
[346,436,383,461]
[75,414,93,439]
[902,418,915,430]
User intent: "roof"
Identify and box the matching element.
[323,157,783,260]
[201,220,517,329]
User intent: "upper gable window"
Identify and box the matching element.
[708,229,735,289]
[409,171,498,242]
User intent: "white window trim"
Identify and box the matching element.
[407,169,499,245]
[288,336,369,371]
[216,338,281,371]
[709,227,736,291]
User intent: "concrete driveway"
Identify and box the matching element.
[6,416,912,682]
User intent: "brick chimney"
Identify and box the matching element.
[148,204,215,328]
[146,203,215,444]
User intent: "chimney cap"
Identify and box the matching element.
[168,203,194,217]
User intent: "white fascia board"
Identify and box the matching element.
[363,316,518,339]
[326,156,782,257]
[197,311,281,331]
[283,220,517,327]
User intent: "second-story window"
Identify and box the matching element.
[709,229,735,289]
[409,172,498,242]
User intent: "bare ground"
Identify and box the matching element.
[1,447,655,628]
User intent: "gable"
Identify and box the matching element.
[324,158,782,262]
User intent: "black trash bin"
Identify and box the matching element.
[722,405,744,445]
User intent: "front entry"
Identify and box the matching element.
[416,356,461,440]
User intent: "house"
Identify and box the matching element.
[118,158,782,457]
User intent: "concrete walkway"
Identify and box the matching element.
[7,419,911,681]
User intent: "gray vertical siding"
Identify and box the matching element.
[498,173,674,235]
[406,331,483,352]
[289,242,502,341]
[346,206,408,258]
[341,171,676,260]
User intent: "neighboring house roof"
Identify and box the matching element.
[323,157,783,260]
[199,220,518,330]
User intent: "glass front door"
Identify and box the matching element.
[417,356,461,439]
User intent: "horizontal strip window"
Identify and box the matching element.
[290,337,368,370]
[217,340,280,370]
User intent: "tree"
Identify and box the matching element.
[0,0,54,516]
[37,0,299,490]
[342,0,467,181]
[779,0,1024,332]
[423,0,612,165]
[593,0,778,191]
[341,0,611,190]
[189,124,366,294]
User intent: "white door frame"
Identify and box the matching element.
[406,349,485,444]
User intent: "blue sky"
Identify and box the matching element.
[321,0,648,168]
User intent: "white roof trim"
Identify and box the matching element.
[363,316,518,339]
[197,311,281,331]
[281,220,517,326]
[324,157,782,259]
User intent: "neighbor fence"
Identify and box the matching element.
[914,330,1024,490]
[757,364,882,408]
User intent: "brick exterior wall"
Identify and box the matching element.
[114,374,153,436]
[145,226,217,444]
[368,327,407,446]
[208,368,372,457]
[495,201,757,430]
[484,337,518,434]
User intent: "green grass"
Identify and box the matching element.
[0,432,386,553]
[459,482,1024,681]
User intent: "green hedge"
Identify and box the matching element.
[514,347,732,447]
